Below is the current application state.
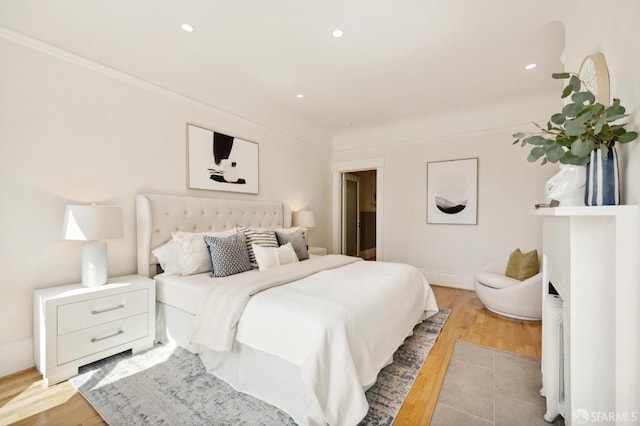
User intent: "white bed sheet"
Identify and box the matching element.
[156,257,438,426]
[241,259,436,425]
[155,254,326,315]
[155,270,330,424]
[155,272,210,315]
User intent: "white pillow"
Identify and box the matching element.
[252,242,299,272]
[151,239,180,275]
[172,229,237,276]
[252,243,279,272]
[277,242,299,265]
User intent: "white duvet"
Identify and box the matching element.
[193,255,438,425]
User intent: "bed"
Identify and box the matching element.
[136,193,438,426]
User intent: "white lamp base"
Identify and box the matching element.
[82,241,108,287]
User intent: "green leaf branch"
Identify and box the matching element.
[513,72,638,166]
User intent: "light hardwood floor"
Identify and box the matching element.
[0,285,541,426]
[394,285,541,426]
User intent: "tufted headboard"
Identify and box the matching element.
[136,193,292,277]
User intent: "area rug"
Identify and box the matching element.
[431,341,563,426]
[70,308,449,426]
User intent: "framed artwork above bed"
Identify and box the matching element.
[187,124,259,194]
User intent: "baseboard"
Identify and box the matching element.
[420,269,475,290]
[0,337,34,378]
[359,248,376,259]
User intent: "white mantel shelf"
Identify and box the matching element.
[530,205,638,217]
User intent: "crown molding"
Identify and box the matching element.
[0,26,330,152]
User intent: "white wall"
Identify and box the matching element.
[332,92,561,288]
[560,0,640,204]
[0,36,332,377]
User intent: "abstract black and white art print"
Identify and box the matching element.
[427,158,478,224]
[187,124,259,194]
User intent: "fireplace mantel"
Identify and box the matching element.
[531,205,637,217]
[534,205,639,425]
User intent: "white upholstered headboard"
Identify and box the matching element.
[136,193,292,277]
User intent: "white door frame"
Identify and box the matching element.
[332,158,384,259]
[342,174,361,256]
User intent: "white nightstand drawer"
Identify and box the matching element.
[57,313,148,364]
[57,289,148,335]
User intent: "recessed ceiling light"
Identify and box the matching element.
[181,23,194,32]
[332,29,344,38]
[296,94,304,99]
[525,63,537,70]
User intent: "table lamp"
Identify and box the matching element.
[293,210,315,248]
[63,204,123,287]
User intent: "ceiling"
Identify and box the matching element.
[0,0,566,133]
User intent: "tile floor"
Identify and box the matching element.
[431,341,564,426]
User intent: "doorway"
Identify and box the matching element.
[331,158,384,260]
[341,170,377,260]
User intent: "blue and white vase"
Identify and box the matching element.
[584,147,620,206]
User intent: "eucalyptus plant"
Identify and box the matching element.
[513,73,638,165]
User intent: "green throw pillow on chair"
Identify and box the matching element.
[505,248,539,281]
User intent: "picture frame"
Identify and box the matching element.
[187,124,259,194]
[427,157,478,225]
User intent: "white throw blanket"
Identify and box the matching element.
[191,254,361,351]
[192,255,438,425]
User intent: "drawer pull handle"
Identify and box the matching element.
[91,330,124,343]
[91,304,125,315]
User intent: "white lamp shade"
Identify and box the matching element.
[293,210,315,228]
[63,205,124,241]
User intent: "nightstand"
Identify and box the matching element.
[308,246,327,256]
[34,274,155,386]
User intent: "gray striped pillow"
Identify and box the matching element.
[239,227,279,267]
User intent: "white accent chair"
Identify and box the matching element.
[473,257,542,321]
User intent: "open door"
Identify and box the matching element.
[341,174,360,256]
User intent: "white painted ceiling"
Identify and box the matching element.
[0,0,566,133]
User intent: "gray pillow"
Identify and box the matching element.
[203,233,251,278]
[276,229,309,261]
